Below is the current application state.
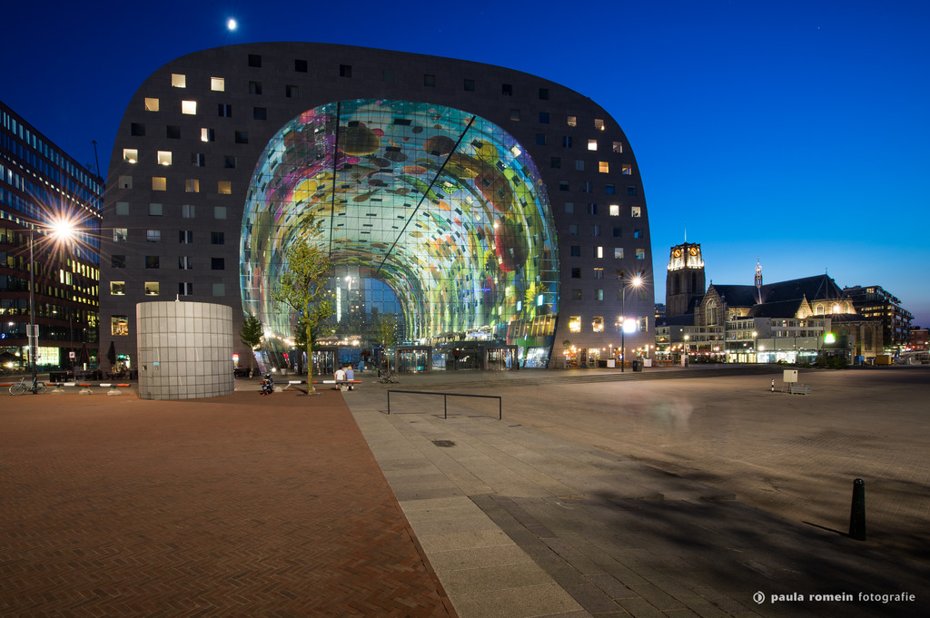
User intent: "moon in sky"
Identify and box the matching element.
[226,18,238,32]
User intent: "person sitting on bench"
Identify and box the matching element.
[345,364,355,390]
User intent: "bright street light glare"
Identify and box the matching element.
[623,318,637,334]
[226,18,238,32]
[48,217,77,242]
[631,274,644,288]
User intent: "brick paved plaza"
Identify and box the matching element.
[1,367,928,617]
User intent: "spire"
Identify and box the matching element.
[754,260,763,304]
[684,227,687,243]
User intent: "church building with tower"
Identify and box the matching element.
[665,241,705,318]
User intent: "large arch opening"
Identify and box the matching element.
[240,99,559,369]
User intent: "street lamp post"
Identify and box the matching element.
[619,274,644,373]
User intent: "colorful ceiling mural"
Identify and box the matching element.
[240,99,559,361]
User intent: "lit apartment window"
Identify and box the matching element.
[622,164,632,175]
[635,249,646,261]
[148,203,163,216]
[595,289,604,301]
[144,98,159,112]
[593,268,604,279]
[156,151,172,166]
[569,316,581,333]
[185,178,200,193]
[146,230,161,242]
[614,248,624,259]
[592,316,604,332]
[594,118,605,131]
[152,176,166,191]
[110,281,126,296]
[587,139,598,151]
[113,228,128,242]
[211,76,225,91]
[596,246,604,259]
[181,204,196,219]
[599,161,609,174]
[566,115,577,127]
[178,282,193,297]
[612,141,623,153]
[218,181,232,195]
[609,204,620,216]
[171,73,186,88]
[631,206,641,218]
[144,282,160,296]
[123,149,138,164]
[181,100,197,115]
[201,128,215,142]
[111,316,129,336]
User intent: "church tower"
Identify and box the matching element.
[666,242,706,317]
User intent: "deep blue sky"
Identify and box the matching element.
[4,0,929,326]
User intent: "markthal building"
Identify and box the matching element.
[101,43,654,372]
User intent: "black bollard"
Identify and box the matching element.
[770,379,775,392]
[849,478,866,541]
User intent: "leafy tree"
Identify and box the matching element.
[239,312,263,376]
[273,236,333,394]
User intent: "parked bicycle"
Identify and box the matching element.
[9,377,47,395]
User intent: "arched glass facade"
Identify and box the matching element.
[240,99,559,366]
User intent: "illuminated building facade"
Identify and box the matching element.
[0,101,102,371]
[100,43,654,370]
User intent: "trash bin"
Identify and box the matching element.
[632,359,643,372]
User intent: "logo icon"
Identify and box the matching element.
[753,591,765,605]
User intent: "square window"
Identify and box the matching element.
[510,109,521,121]
[570,245,581,257]
[156,151,172,166]
[130,123,145,136]
[179,256,193,269]
[612,141,623,153]
[614,248,624,259]
[627,186,638,197]
[535,134,546,146]
[286,84,299,98]
[609,204,620,216]
[588,203,598,215]
[171,73,186,88]
[622,164,633,175]
[224,156,237,169]
[592,316,604,332]
[464,78,475,91]
[571,267,581,279]
[248,54,262,68]
[144,98,159,112]
[575,160,584,171]
[115,201,129,216]
[218,181,232,195]
[148,203,163,216]
[592,223,601,236]
[595,289,604,301]
[192,152,205,167]
[423,74,436,87]
[179,230,193,244]
[559,181,569,192]
[635,249,646,261]
[152,177,166,191]
[185,178,200,193]
[605,184,616,195]
[248,81,262,95]
[562,136,573,148]
[564,202,574,214]
[123,148,138,164]
[568,224,578,236]
[113,228,128,242]
[212,282,225,297]
[566,115,577,127]
[235,130,248,144]
[181,204,196,219]
[181,100,197,115]
[211,231,225,245]
[339,64,352,78]
[201,128,215,142]
[631,206,642,218]
[118,176,132,189]
[502,83,513,96]
[211,76,225,91]
[572,289,583,301]
[178,282,193,296]
[538,112,550,124]
[599,161,609,174]
[211,257,225,270]
[145,230,161,242]
[550,157,561,169]
[218,103,232,117]
[587,139,598,151]
[214,206,227,219]
[594,118,605,131]
[144,281,160,296]
[111,316,129,336]
[166,125,181,139]
[538,88,549,100]
[111,255,126,268]
[110,281,125,295]
[145,255,160,269]
[253,107,267,120]
[633,229,642,239]
[568,316,581,333]
[612,226,622,238]
[294,59,308,72]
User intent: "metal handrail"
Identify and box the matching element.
[386,389,502,420]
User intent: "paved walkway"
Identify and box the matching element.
[0,388,455,616]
